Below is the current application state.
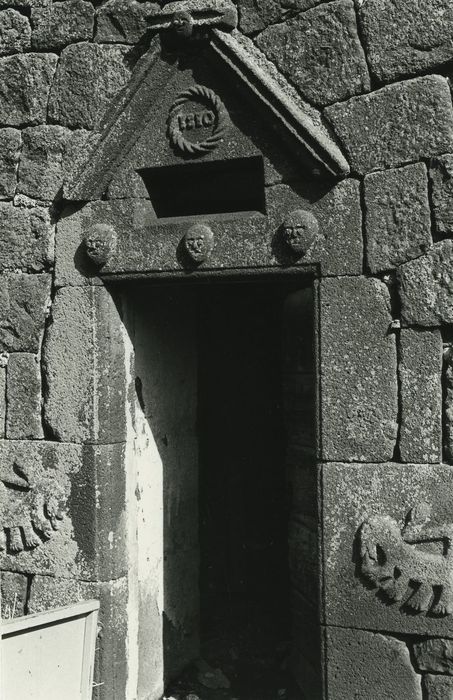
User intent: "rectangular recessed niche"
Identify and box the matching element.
[138,156,266,219]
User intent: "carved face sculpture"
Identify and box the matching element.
[282,209,319,256]
[84,224,116,267]
[171,10,194,37]
[183,223,214,264]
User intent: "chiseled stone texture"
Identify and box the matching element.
[413,638,453,674]
[31,0,94,50]
[18,126,74,201]
[238,0,324,34]
[325,75,453,175]
[48,43,133,129]
[399,240,453,326]
[429,154,453,236]
[0,8,30,55]
[356,0,453,83]
[42,285,127,443]
[0,128,20,199]
[29,576,128,700]
[423,674,453,700]
[320,277,397,462]
[322,461,453,636]
[0,203,53,272]
[0,273,51,353]
[256,0,370,107]
[399,329,442,463]
[0,571,28,618]
[96,0,158,43]
[364,163,432,273]
[0,53,57,127]
[325,627,422,700]
[6,353,43,440]
[0,367,5,438]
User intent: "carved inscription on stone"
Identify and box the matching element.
[167,85,228,156]
[0,460,65,553]
[358,503,453,616]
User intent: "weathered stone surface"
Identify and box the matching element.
[0,8,30,55]
[399,329,442,463]
[6,353,43,440]
[325,627,422,700]
[364,163,432,273]
[18,126,74,201]
[96,0,158,43]
[0,571,27,618]
[0,273,51,353]
[399,240,453,326]
[0,366,5,439]
[445,348,453,465]
[429,154,453,236]
[325,76,453,175]
[320,277,397,461]
[238,0,324,34]
[31,0,94,50]
[48,43,133,129]
[42,285,127,443]
[423,674,453,700]
[322,461,453,636]
[0,53,57,127]
[256,0,370,106]
[356,0,453,83]
[0,128,20,199]
[413,638,453,674]
[0,203,53,271]
[29,575,128,700]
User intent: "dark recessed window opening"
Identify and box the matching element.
[138,156,266,219]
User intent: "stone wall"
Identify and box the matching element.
[1,1,453,699]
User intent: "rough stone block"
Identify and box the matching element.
[423,674,453,700]
[0,128,20,199]
[399,240,453,326]
[356,0,453,83]
[364,163,432,273]
[325,627,422,700]
[31,0,94,50]
[0,53,57,127]
[238,0,324,34]
[29,575,128,700]
[399,329,442,463]
[0,202,53,271]
[0,366,5,438]
[256,0,370,106]
[6,353,43,440]
[48,43,133,129]
[42,285,127,443]
[96,0,158,43]
[0,273,51,353]
[429,154,453,236]
[320,277,398,462]
[413,638,453,674]
[445,348,453,465]
[18,126,74,201]
[322,461,453,636]
[0,8,30,55]
[0,571,28,618]
[325,75,453,175]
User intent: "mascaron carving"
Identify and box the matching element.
[167,85,228,157]
[359,503,453,616]
[84,223,117,267]
[282,209,319,256]
[183,223,214,264]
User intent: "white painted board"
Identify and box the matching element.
[0,599,99,700]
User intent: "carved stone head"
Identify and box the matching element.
[282,209,319,256]
[171,10,194,37]
[84,223,117,267]
[183,223,214,264]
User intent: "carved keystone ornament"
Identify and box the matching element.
[183,223,214,264]
[83,223,117,267]
[282,209,319,255]
[167,85,228,157]
[358,503,453,616]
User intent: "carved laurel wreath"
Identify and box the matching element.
[167,85,227,156]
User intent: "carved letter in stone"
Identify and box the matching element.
[359,503,453,616]
[282,209,319,256]
[167,85,228,156]
[0,461,65,553]
[83,223,117,267]
[183,223,214,264]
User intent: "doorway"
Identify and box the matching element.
[126,275,317,700]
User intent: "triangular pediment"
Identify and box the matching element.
[64,18,350,202]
